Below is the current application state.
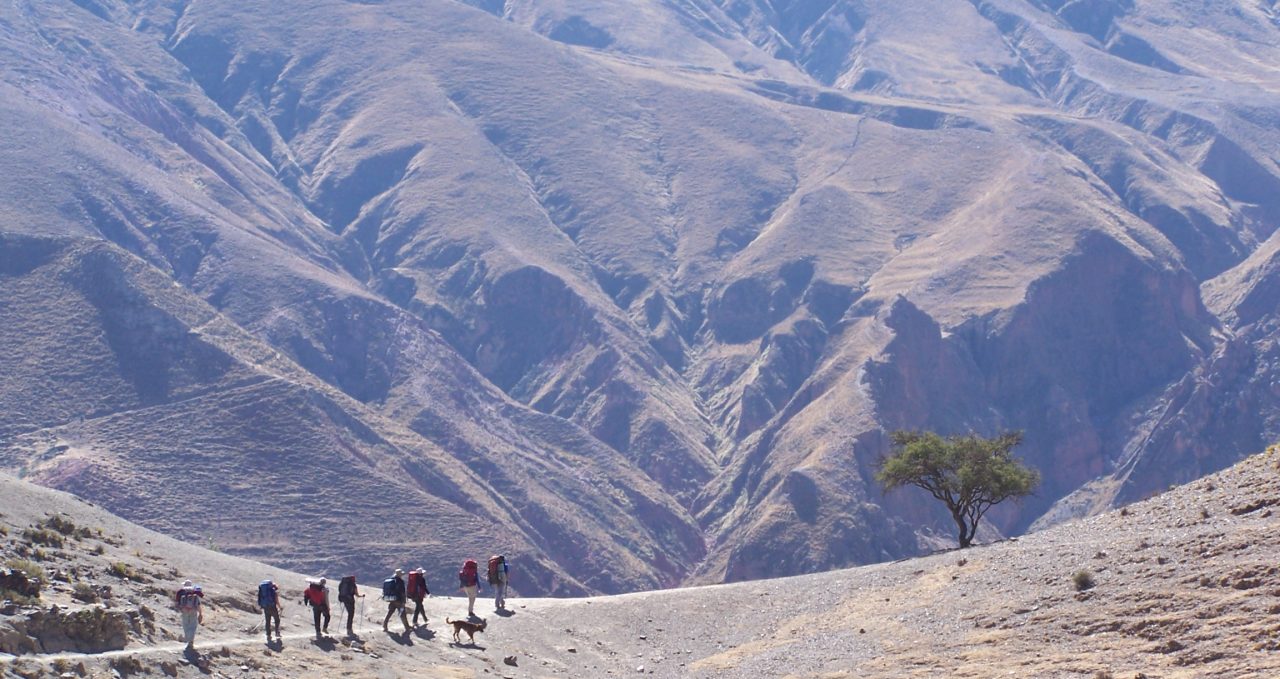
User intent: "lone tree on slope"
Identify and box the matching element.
[876,430,1040,549]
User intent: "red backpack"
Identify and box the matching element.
[304,582,325,607]
[407,571,427,598]
[459,559,478,587]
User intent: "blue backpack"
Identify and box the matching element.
[257,580,277,607]
[382,577,398,601]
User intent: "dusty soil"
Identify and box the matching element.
[4,449,1280,678]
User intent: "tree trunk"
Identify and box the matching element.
[951,510,973,548]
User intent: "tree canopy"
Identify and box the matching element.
[876,430,1040,548]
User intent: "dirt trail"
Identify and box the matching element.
[0,623,404,666]
[2,598,485,667]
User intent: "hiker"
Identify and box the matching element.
[487,554,509,610]
[302,577,331,639]
[337,574,364,637]
[256,579,282,642]
[381,568,411,633]
[407,567,431,627]
[459,559,481,617]
[175,580,204,652]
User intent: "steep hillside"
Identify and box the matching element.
[5,451,1280,678]
[1,0,1279,588]
[0,235,701,595]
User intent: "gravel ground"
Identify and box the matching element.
[4,451,1280,678]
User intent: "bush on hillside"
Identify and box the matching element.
[22,528,64,548]
[40,515,94,540]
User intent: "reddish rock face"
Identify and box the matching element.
[1,0,1278,592]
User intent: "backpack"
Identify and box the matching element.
[257,581,277,608]
[177,588,201,612]
[381,577,398,601]
[338,576,356,601]
[487,556,504,585]
[304,582,325,607]
[460,559,478,587]
[407,571,426,599]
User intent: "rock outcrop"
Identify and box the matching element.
[0,568,41,599]
[0,605,130,654]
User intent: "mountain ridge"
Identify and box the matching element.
[1,0,1279,592]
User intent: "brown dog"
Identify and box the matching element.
[445,617,486,644]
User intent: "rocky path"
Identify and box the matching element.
[1,624,389,664]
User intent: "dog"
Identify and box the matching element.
[445,617,486,644]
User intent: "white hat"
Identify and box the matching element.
[394,568,404,576]
[182,580,193,588]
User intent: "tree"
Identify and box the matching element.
[876,430,1040,549]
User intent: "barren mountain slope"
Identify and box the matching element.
[0,234,701,595]
[1,0,1279,588]
[5,450,1280,678]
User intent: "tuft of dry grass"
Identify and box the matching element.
[7,558,44,582]
[72,581,100,603]
[108,561,148,582]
